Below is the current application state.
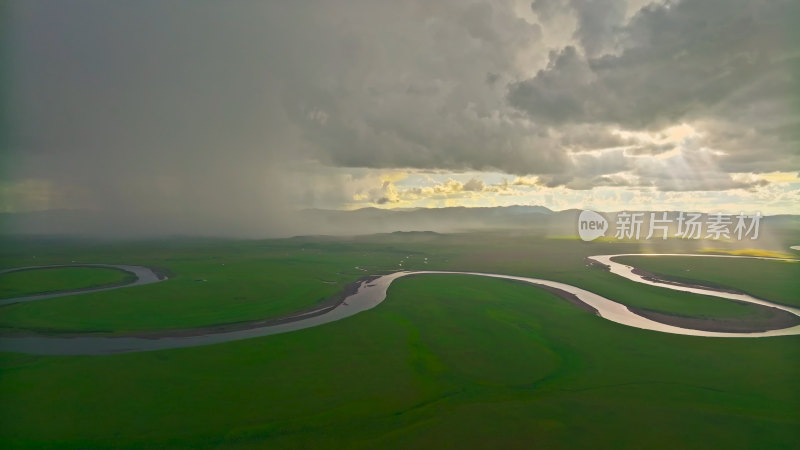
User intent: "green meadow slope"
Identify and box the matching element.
[0,267,134,299]
[1,275,798,448]
[1,234,799,448]
[0,235,794,333]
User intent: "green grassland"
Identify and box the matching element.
[1,275,797,448]
[614,255,800,307]
[0,267,134,299]
[0,234,794,333]
[1,234,799,448]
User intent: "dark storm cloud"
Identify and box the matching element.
[5,2,555,200]
[4,1,314,235]
[277,0,561,175]
[2,0,798,236]
[511,0,800,174]
[570,0,627,57]
[514,0,797,127]
[530,0,567,21]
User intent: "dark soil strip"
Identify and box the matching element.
[629,266,800,311]
[594,256,800,332]
[1,275,381,339]
[628,305,800,333]
[0,265,138,300]
[518,281,599,316]
[630,267,742,295]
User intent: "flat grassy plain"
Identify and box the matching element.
[0,233,795,333]
[0,232,798,448]
[0,267,134,299]
[1,275,798,448]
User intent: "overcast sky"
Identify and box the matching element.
[2,0,799,236]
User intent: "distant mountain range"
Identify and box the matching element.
[296,205,554,235]
[1,206,797,238]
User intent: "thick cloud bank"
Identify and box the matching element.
[2,0,798,236]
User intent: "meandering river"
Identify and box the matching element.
[0,264,163,307]
[0,254,798,355]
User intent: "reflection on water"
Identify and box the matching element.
[1,256,799,355]
[589,254,800,317]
